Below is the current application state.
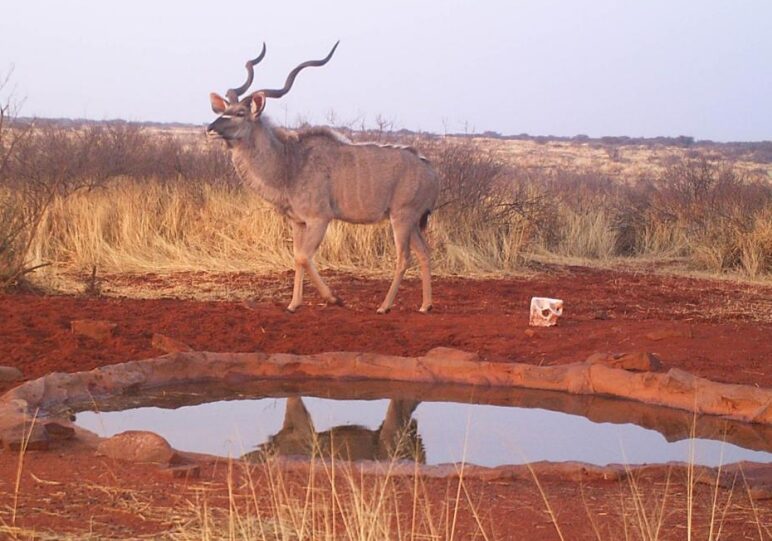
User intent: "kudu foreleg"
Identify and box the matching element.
[288,222,306,312]
[287,220,339,312]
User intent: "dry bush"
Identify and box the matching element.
[641,160,772,276]
[86,123,238,185]
[427,140,549,272]
[0,74,105,287]
[0,72,32,287]
[521,159,771,277]
[650,160,767,224]
[0,123,122,287]
[523,170,620,260]
[1,118,240,287]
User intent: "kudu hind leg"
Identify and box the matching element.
[377,220,412,314]
[378,399,421,460]
[410,227,433,313]
[283,397,315,438]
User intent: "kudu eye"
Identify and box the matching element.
[236,110,246,118]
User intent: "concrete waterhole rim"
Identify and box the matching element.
[1,347,770,482]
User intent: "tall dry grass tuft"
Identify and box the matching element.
[735,208,772,278]
[548,205,617,260]
[169,452,492,541]
[32,180,294,274]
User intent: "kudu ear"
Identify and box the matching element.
[210,93,228,114]
[250,93,267,117]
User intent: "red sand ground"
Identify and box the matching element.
[2,266,770,392]
[1,266,770,538]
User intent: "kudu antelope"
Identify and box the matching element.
[243,397,425,463]
[207,43,439,313]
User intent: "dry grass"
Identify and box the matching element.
[17,171,772,292]
[1,445,494,540]
[478,137,772,183]
[25,176,534,281]
[166,458,492,541]
[1,121,770,292]
[4,458,769,540]
[31,181,295,275]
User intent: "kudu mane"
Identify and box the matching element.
[273,122,429,163]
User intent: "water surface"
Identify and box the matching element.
[75,386,772,467]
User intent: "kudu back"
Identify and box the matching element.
[207,42,439,313]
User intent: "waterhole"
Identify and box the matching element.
[72,380,772,467]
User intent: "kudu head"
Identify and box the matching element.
[207,41,339,144]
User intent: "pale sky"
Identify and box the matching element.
[1,0,770,141]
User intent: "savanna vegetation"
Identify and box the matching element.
[2,85,771,539]
[1,91,771,291]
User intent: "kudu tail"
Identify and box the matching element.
[419,210,431,232]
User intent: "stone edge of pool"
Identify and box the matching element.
[0,347,770,485]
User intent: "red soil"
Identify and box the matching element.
[1,266,770,394]
[1,266,770,538]
[2,444,769,540]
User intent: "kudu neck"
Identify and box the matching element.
[229,117,289,203]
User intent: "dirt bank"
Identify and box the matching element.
[2,267,770,393]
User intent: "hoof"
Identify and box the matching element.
[419,305,433,314]
[376,306,391,314]
[286,304,299,313]
[327,296,344,307]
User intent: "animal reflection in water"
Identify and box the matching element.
[243,397,425,463]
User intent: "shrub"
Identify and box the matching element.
[426,140,549,271]
[646,160,772,274]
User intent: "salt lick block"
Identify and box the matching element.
[529,297,563,327]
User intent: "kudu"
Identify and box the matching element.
[243,397,425,463]
[207,43,439,313]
